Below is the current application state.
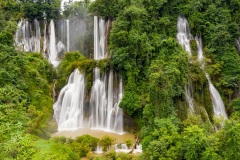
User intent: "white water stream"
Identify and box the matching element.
[177,16,195,111]
[15,19,41,53]
[195,37,228,119]
[49,20,61,67]
[53,69,85,130]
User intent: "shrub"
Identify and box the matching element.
[99,136,115,152]
[125,139,133,149]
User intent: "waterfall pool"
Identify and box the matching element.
[52,128,135,143]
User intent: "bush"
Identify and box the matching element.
[232,98,240,112]
[75,135,99,151]
[125,139,133,149]
[33,139,79,160]
[67,135,100,158]
[103,150,116,160]
[116,152,134,160]
[99,136,115,152]
[51,136,67,144]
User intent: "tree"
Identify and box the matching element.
[182,125,207,160]
[142,117,182,159]
[99,136,114,152]
[217,120,240,159]
[88,0,127,20]
[22,0,61,20]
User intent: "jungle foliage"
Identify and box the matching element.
[89,0,240,159]
[1,0,240,159]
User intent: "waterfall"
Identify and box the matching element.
[43,20,47,57]
[22,20,30,52]
[106,71,114,129]
[48,20,61,67]
[113,78,124,133]
[56,41,65,54]
[14,18,91,66]
[14,19,62,67]
[177,16,192,55]
[53,69,86,130]
[176,16,195,111]
[94,16,106,60]
[89,70,124,133]
[56,18,89,55]
[66,19,70,52]
[53,70,124,134]
[15,19,61,67]
[15,19,41,53]
[185,85,194,111]
[89,68,107,130]
[88,16,109,129]
[53,16,124,134]
[34,19,41,53]
[195,37,228,119]
[89,16,124,133]
[235,37,240,54]
[15,20,23,50]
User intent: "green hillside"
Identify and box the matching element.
[0,0,240,159]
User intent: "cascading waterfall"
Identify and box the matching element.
[89,16,108,130]
[49,20,61,67]
[53,16,124,134]
[89,68,107,130]
[112,78,124,133]
[89,70,124,133]
[93,16,106,60]
[234,38,240,97]
[195,37,228,119]
[53,69,86,131]
[15,20,22,39]
[184,85,194,111]
[99,18,106,59]
[177,16,192,55]
[56,41,65,54]
[235,37,240,54]
[53,71,124,133]
[176,16,195,111]
[23,20,30,52]
[34,19,41,53]
[15,20,23,50]
[14,16,125,134]
[14,18,91,66]
[19,20,30,52]
[89,16,124,133]
[15,19,65,66]
[43,20,47,57]
[66,19,70,52]
[94,16,99,60]
[56,18,90,55]
[96,143,142,154]
[15,19,41,53]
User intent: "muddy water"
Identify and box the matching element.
[52,128,136,143]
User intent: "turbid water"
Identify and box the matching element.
[52,128,135,143]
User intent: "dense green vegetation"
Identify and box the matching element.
[1,0,240,159]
